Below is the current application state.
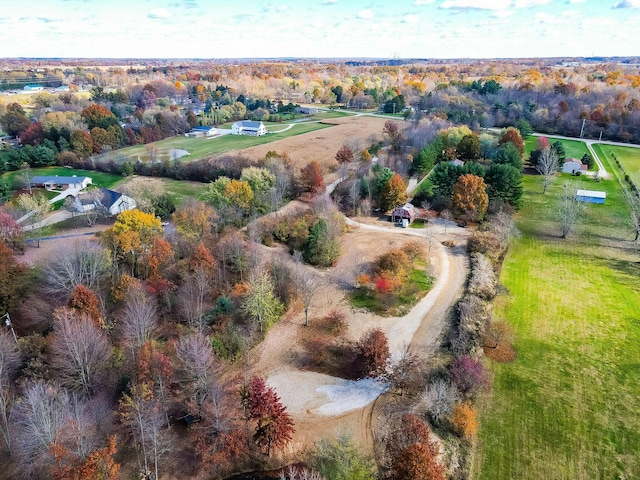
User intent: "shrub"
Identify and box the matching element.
[450,355,490,396]
[451,401,479,440]
[423,378,460,425]
[355,328,390,378]
[482,320,517,362]
[468,253,497,300]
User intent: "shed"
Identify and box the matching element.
[576,189,606,204]
[391,203,416,225]
[562,158,583,174]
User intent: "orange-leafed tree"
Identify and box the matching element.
[452,174,489,221]
[356,328,390,378]
[498,126,525,156]
[386,413,445,480]
[380,173,407,212]
[146,237,173,280]
[50,435,120,480]
[452,401,479,440]
[172,201,216,244]
[335,145,355,164]
[300,160,326,195]
[0,241,28,314]
[68,285,102,326]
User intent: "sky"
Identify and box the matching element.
[0,0,638,59]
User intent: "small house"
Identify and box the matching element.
[449,159,465,167]
[576,189,606,204]
[231,120,267,136]
[74,188,136,215]
[391,203,416,227]
[295,106,319,115]
[30,175,92,191]
[23,84,43,92]
[562,158,584,174]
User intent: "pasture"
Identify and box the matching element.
[591,143,640,187]
[473,172,640,480]
[525,135,590,161]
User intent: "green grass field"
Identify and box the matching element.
[591,144,640,187]
[2,166,124,190]
[106,122,333,164]
[473,173,640,479]
[525,136,590,161]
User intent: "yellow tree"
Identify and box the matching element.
[452,174,488,221]
[381,173,407,212]
[104,209,163,276]
[172,201,217,244]
[224,179,253,210]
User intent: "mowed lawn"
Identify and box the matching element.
[473,173,640,480]
[2,166,124,190]
[109,121,333,163]
[591,143,640,187]
[525,135,590,161]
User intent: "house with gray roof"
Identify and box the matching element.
[30,175,92,191]
[231,120,267,136]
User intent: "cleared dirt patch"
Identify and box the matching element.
[228,115,388,175]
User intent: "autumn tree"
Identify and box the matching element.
[245,376,294,456]
[451,401,479,440]
[0,208,25,253]
[386,413,446,480]
[383,120,403,151]
[70,130,94,158]
[385,347,420,396]
[1,102,31,137]
[242,267,284,333]
[172,200,216,245]
[43,241,110,296]
[356,328,390,378]
[450,355,490,396]
[49,308,112,397]
[498,126,525,156]
[50,435,120,480]
[136,341,173,426]
[335,145,355,165]
[452,174,489,221]
[68,284,103,326]
[300,160,326,196]
[0,241,28,315]
[380,173,407,212]
[14,192,52,247]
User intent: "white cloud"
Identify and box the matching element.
[321,0,338,4]
[492,9,515,17]
[440,0,511,9]
[414,0,435,5]
[535,12,562,24]
[514,0,550,6]
[613,0,640,7]
[357,9,374,19]
[403,14,420,23]
[568,0,585,3]
[148,8,171,19]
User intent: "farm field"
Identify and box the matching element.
[237,115,389,175]
[473,172,640,480]
[105,121,333,163]
[2,166,124,190]
[591,143,640,187]
[118,176,208,207]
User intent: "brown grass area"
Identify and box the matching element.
[231,115,388,178]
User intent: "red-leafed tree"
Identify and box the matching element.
[245,376,294,456]
[0,208,26,253]
[356,328,390,378]
[498,126,525,156]
[383,120,403,150]
[146,237,173,280]
[50,435,120,480]
[68,285,102,326]
[300,161,325,195]
[386,413,446,480]
[0,241,28,314]
[335,145,355,164]
[20,122,45,146]
[450,355,490,396]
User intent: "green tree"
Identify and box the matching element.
[240,166,275,194]
[312,433,376,480]
[498,127,525,156]
[431,162,462,198]
[485,163,523,207]
[304,219,340,267]
[494,142,523,170]
[516,118,533,137]
[242,268,284,332]
[457,134,481,161]
[1,103,31,137]
[411,145,437,175]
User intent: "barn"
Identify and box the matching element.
[576,189,606,204]
[391,203,416,227]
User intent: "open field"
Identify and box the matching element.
[473,173,640,480]
[2,166,124,190]
[105,121,333,163]
[525,136,590,161]
[117,176,208,207]
[235,115,388,176]
[591,143,640,187]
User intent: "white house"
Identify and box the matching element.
[562,158,587,174]
[30,175,92,191]
[295,106,319,115]
[185,126,217,138]
[23,84,43,92]
[231,120,267,136]
[74,188,136,215]
[576,189,606,204]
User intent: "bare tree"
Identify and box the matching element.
[385,347,420,396]
[423,379,459,424]
[536,146,559,194]
[43,241,110,296]
[121,285,158,360]
[11,381,71,477]
[624,194,640,246]
[293,252,325,327]
[49,308,112,397]
[488,210,518,245]
[0,330,20,453]
[557,182,585,238]
[178,269,210,332]
[468,253,497,300]
[175,332,219,409]
[441,209,453,234]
